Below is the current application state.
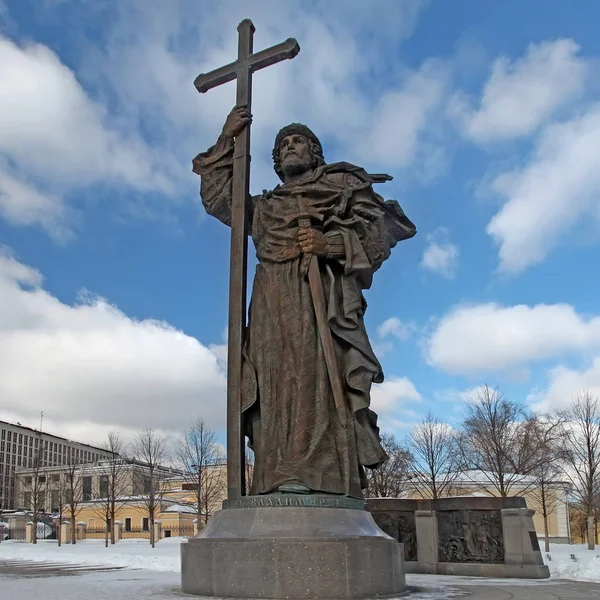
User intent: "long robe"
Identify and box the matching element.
[194,135,416,498]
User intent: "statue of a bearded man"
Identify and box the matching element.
[193,106,416,499]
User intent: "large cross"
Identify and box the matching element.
[194,19,300,500]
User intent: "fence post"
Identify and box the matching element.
[0,524,5,543]
[153,521,161,544]
[77,522,87,541]
[193,519,198,536]
[25,522,35,543]
[114,521,122,543]
[60,521,71,544]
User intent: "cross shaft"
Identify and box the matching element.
[193,19,300,500]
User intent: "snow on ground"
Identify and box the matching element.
[1,539,599,583]
[0,538,182,572]
[543,542,600,581]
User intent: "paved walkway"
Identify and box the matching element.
[413,578,600,599]
[1,561,600,599]
[0,558,124,577]
[456,581,600,599]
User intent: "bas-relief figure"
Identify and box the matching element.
[194,106,416,499]
[372,511,418,561]
[438,510,505,564]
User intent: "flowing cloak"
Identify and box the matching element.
[194,134,416,498]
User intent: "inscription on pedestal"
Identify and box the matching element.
[223,494,365,510]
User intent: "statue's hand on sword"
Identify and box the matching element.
[298,228,329,257]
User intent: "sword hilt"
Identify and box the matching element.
[298,217,313,278]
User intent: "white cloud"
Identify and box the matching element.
[530,359,600,414]
[377,317,412,341]
[0,167,72,241]
[76,0,443,188]
[371,376,422,416]
[421,227,459,278]
[486,104,600,273]
[426,302,600,375]
[0,34,184,237]
[455,39,588,143]
[0,35,179,188]
[0,1,443,238]
[0,249,226,446]
[359,59,448,171]
[435,386,483,406]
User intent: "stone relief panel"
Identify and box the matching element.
[371,511,418,561]
[437,509,504,564]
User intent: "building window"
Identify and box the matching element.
[24,477,32,485]
[142,518,149,531]
[125,518,132,532]
[52,474,60,483]
[99,475,109,498]
[23,491,31,509]
[82,476,92,501]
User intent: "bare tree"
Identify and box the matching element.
[571,505,588,544]
[408,412,461,499]
[27,434,48,544]
[93,432,128,547]
[529,461,565,552]
[365,433,413,498]
[560,391,600,550]
[460,385,551,497]
[133,428,170,548]
[176,419,225,525]
[53,472,65,547]
[526,416,567,552]
[63,452,84,544]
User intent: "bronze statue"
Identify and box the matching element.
[194,106,416,499]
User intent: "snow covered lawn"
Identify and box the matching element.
[0,538,182,572]
[1,539,599,582]
[543,542,600,581]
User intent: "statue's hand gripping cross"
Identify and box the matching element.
[194,19,300,500]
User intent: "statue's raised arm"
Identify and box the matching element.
[192,106,253,227]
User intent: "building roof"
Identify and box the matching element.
[162,503,196,514]
[0,419,115,455]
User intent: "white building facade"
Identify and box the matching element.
[0,420,114,510]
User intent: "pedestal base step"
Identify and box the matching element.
[181,506,406,599]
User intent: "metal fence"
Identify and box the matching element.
[6,526,26,540]
[121,526,150,539]
[85,527,110,539]
[161,525,195,538]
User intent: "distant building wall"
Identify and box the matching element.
[0,420,114,510]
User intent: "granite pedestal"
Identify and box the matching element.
[181,495,406,599]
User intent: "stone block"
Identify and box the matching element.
[181,502,405,599]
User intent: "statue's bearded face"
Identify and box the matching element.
[279,134,312,177]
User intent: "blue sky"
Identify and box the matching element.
[2,0,600,447]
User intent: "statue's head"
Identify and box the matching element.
[272,123,325,182]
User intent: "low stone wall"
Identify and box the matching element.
[366,496,549,579]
